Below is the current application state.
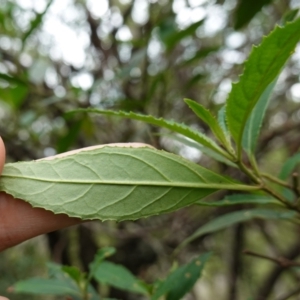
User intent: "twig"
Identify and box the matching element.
[253,241,300,300]
[243,249,300,268]
[261,172,292,189]
[292,172,300,197]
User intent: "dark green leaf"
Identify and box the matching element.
[151,253,211,300]
[180,209,297,247]
[242,79,277,155]
[234,0,274,29]
[196,193,279,206]
[226,18,300,154]
[164,20,204,51]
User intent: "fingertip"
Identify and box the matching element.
[0,137,5,173]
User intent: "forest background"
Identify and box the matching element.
[1,0,300,299]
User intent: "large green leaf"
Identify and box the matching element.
[242,79,277,155]
[180,209,297,248]
[151,253,211,300]
[73,108,233,159]
[226,18,300,154]
[184,98,231,149]
[93,261,149,295]
[0,145,257,221]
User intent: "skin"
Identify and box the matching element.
[0,137,82,252]
[0,139,152,299]
[0,140,152,252]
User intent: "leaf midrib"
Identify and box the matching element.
[1,174,259,190]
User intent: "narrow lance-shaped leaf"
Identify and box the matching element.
[151,253,211,300]
[196,193,280,207]
[179,209,297,249]
[217,105,229,139]
[161,133,237,168]
[184,98,232,151]
[242,79,277,155]
[0,145,258,221]
[226,18,300,154]
[72,108,233,159]
[279,152,300,180]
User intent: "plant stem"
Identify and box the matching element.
[243,249,300,267]
[263,185,300,212]
[292,172,300,197]
[262,173,292,189]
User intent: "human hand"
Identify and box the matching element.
[0,137,82,252]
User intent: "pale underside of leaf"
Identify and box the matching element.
[0,147,253,221]
[226,18,300,153]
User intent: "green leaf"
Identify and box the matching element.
[226,18,300,154]
[151,253,211,300]
[22,0,53,44]
[162,133,237,168]
[196,193,279,207]
[180,209,297,247]
[279,152,300,180]
[234,0,274,29]
[72,108,232,159]
[61,266,83,285]
[217,105,232,148]
[242,79,277,155]
[164,19,204,51]
[12,278,81,296]
[282,9,299,24]
[0,146,257,221]
[184,98,231,149]
[89,247,116,279]
[93,261,149,295]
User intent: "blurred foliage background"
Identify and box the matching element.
[1,0,300,299]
